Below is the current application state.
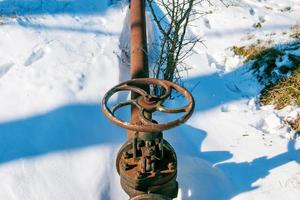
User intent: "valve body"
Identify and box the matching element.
[117,135,178,199]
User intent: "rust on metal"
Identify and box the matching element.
[130,0,149,79]
[102,78,195,199]
[102,78,195,133]
[117,138,178,198]
[131,194,172,200]
[101,0,195,199]
[130,0,149,139]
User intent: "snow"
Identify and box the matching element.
[0,0,299,200]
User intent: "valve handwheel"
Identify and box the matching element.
[102,78,195,133]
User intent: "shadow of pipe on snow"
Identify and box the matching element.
[0,104,127,164]
[9,20,121,36]
[0,1,299,199]
[164,124,300,200]
[0,105,298,200]
[0,38,298,200]
[145,13,300,196]
[215,139,300,199]
[0,0,126,35]
[0,0,114,16]
[165,124,234,200]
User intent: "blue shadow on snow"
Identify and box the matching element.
[0,0,124,35]
[0,1,299,200]
[0,104,126,164]
[0,0,113,16]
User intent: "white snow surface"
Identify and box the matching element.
[0,0,300,200]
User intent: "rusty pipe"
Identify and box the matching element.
[129,0,149,138]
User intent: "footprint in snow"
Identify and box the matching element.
[225,81,242,94]
[203,18,211,29]
[206,53,225,71]
[259,16,266,23]
[24,48,45,67]
[0,62,14,78]
[249,8,255,16]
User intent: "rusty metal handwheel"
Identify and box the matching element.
[102,78,195,133]
[131,194,172,200]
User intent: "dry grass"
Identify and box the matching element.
[254,22,262,29]
[290,23,300,39]
[285,115,300,132]
[0,14,19,25]
[232,39,300,109]
[232,42,268,62]
[260,67,300,109]
[290,117,300,131]
[251,48,284,84]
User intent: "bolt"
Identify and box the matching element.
[141,157,146,173]
[122,162,130,171]
[168,162,175,171]
[150,155,156,161]
[159,142,164,159]
[149,148,155,156]
[136,171,143,179]
[123,151,130,159]
[146,158,152,172]
[151,161,155,172]
[155,170,161,177]
[149,140,154,146]
[155,138,160,145]
[133,137,138,158]
[137,141,143,150]
[145,141,151,147]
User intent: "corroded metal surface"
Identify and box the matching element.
[102,78,194,199]
[131,194,172,200]
[102,78,195,133]
[116,138,178,199]
[130,0,149,139]
[101,1,195,199]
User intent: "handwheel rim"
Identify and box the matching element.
[102,78,195,133]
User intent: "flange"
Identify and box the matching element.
[116,139,178,199]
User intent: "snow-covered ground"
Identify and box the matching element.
[0,0,299,199]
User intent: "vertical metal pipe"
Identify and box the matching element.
[129,0,149,138]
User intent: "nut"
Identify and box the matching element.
[136,172,143,179]
[123,151,130,159]
[168,162,175,171]
[123,163,130,171]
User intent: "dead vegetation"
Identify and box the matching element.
[0,14,18,25]
[290,23,300,39]
[250,47,285,84]
[147,0,203,85]
[232,39,274,62]
[232,43,267,62]
[232,39,300,109]
[255,51,300,109]
[260,67,300,109]
[285,116,300,132]
[253,22,262,29]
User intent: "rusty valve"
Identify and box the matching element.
[102,78,195,199]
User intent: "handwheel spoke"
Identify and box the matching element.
[158,86,172,100]
[111,99,140,114]
[150,83,172,101]
[156,102,189,114]
[139,109,155,125]
[126,78,172,100]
